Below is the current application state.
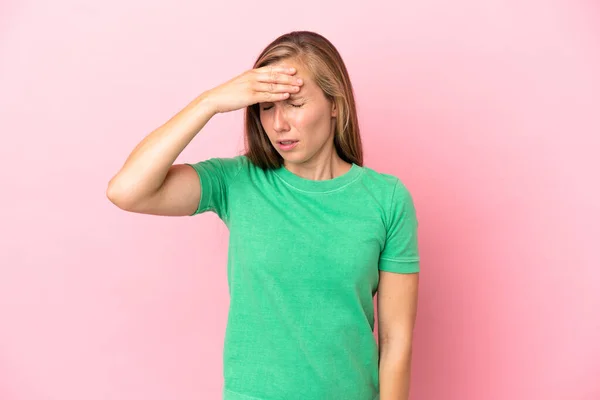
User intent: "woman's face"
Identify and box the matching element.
[258,60,337,165]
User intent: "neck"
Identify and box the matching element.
[284,149,351,181]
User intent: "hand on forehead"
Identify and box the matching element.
[273,61,310,98]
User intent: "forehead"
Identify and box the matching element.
[271,60,313,91]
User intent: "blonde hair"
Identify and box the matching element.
[243,31,363,169]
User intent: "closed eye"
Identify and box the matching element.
[261,103,304,111]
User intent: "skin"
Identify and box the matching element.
[260,59,420,399]
[258,59,352,180]
[378,271,419,399]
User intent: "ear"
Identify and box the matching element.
[331,100,337,117]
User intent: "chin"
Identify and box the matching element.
[278,153,298,163]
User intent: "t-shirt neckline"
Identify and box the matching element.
[273,162,362,193]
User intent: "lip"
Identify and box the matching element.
[276,140,299,151]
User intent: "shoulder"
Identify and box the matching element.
[210,154,250,170]
[359,165,416,212]
[186,154,252,187]
[359,165,409,195]
[190,154,251,171]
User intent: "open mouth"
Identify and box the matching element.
[277,140,299,150]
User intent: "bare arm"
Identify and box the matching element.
[378,271,419,400]
[106,64,302,217]
[106,93,216,216]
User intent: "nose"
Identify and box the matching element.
[272,104,290,133]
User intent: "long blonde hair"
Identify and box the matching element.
[243,31,363,169]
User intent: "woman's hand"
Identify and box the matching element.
[204,64,304,114]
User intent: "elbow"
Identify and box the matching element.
[379,333,413,354]
[106,179,135,211]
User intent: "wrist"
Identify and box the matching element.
[194,91,219,116]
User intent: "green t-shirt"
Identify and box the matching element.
[186,155,419,400]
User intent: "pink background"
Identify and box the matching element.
[1,0,599,399]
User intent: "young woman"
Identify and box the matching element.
[107,31,419,400]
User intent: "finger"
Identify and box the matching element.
[254,82,301,94]
[256,70,303,86]
[256,64,296,76]
[259,91,290,101]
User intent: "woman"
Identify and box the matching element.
[107,31,419,400]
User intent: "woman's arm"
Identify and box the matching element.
[377,271,419,400]
[106,64,302,216]
[106,93,216,216]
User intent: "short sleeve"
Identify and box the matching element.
[185,155,245,220]
[378,180,420,273]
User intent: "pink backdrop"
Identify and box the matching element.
[1,1,598,399]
